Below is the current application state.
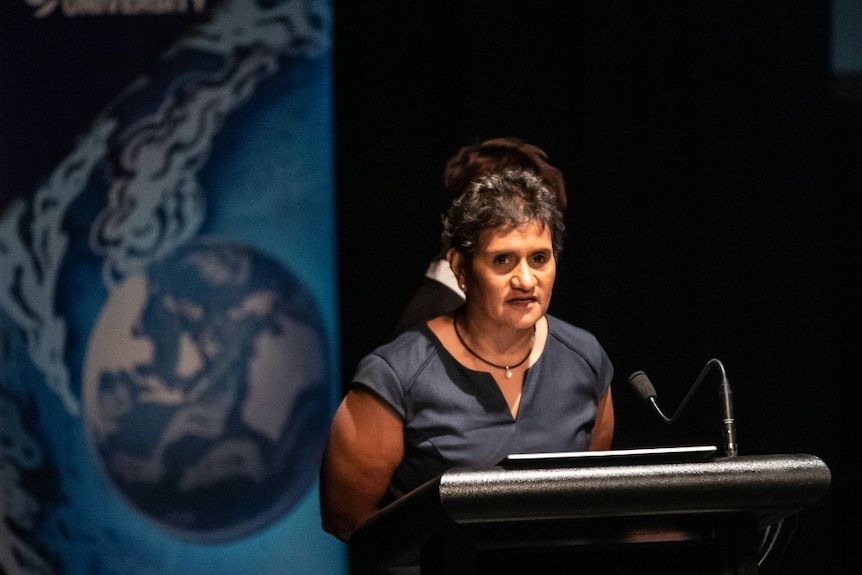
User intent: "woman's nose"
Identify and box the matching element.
[511,261,536,289]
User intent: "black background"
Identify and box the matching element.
[334,2,857,572]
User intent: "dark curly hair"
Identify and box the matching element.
[443,136,567,211]
[441,168,565,259]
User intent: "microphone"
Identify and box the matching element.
[628,358,738,458]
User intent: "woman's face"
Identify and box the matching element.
[461,220,556,330]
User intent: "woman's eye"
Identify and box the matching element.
[494,255,511,265]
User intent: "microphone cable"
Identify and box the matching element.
[757,514,799,572]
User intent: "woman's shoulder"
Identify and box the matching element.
[377,321,437,351]
[360,323,441,375]
[544,314,610,371]
[545,314,601,346]
[353,324,447,414]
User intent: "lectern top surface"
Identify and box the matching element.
[498,445,718,469]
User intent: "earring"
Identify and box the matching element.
[459,283,466,291]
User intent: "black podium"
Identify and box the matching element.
[349,452,831,575]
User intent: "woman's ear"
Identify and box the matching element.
[447,249,465,287]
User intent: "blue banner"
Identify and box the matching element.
[0,1,346,573]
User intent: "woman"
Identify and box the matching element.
[320,168,614,542]
[394,136,567,335]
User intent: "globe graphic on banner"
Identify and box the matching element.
[82,238,331,542]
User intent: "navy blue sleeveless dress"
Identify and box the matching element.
[352,314,613,503]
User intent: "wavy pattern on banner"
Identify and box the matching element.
[0,0,330,417]
[0,1,334,573]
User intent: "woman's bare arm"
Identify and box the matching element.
[589,386,615,451]
[319,386,404,541]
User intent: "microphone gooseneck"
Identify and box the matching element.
[719,377,738,457]
[627,358,738,458]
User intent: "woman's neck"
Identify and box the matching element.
[454,307,535,361]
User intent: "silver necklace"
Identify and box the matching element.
[453,311,534,379]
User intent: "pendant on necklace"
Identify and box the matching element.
[453,311,533,380]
